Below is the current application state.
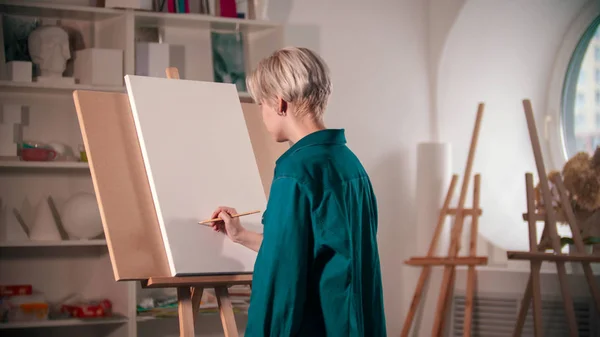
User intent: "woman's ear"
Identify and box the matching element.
[277,98,288,116]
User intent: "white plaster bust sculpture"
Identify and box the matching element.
[28,25,74,84]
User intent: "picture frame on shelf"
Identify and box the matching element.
[1,13,39,74]
[212,30,246,92]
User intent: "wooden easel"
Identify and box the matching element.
[132,67,252,337]
[74,67,261,337]
[402,103,488,337]
[507,99,600,337]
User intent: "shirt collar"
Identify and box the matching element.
[277,129,347,164]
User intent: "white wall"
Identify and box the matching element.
[272,0,594,335]
[274,0,431,335]
[436,0,589,251]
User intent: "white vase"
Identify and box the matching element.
[29,197,61,241]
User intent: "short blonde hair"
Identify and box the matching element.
[246,47,332,120]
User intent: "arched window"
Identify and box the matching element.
[562,16,600,158]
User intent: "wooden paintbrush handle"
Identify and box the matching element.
[198,210,261,225]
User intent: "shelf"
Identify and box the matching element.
[134,11,280,32]
[0,315,128,329]
[0,160,89,169]
[0,80,125,95]
[0,240,106,247]
[0,81,254,100]
[0,1,122,21]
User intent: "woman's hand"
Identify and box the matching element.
[210,206,246,243]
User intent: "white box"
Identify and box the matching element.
[104,0,152,10]
[136,43,185,78]
[6,61,32,82]
[74,48,124,86]
[1,105,28,125]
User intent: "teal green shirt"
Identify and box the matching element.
[245,129,386,337]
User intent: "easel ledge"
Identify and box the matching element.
[142,274,252,288]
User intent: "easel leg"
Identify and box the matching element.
[401,175,459,337]
[513,276,532,337]
[521,174,544,337]
[440,267,456,336]
[433,251,461,335]
[513,231,548,337]
[553,177,600,314]
[463,174,481,337]
[523,100,579,337]
[177,287,195,337]
[432,240,461,336]
[216,286,239,337]
[555,263,578,336]
[463,268,475,337]
[191,287,204,326]
[433,202,470,337]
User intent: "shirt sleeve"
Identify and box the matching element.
[245,177,312,337]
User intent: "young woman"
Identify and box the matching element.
[210,47,386,337]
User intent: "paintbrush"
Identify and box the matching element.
[198,210,261,225]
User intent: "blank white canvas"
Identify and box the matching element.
[125,75,266,276]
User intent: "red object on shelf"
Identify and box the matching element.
[219,0,237,18]
[21,148,57,161]
[60,299,112,318]
[0,285,33,297]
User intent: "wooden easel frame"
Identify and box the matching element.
[507,99,600,337]
[74,67,261,337]
[132,67,252,337]
[401,104,487,337]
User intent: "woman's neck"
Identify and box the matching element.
[287,117,326,144]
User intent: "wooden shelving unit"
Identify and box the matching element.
[0,1,282,336]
